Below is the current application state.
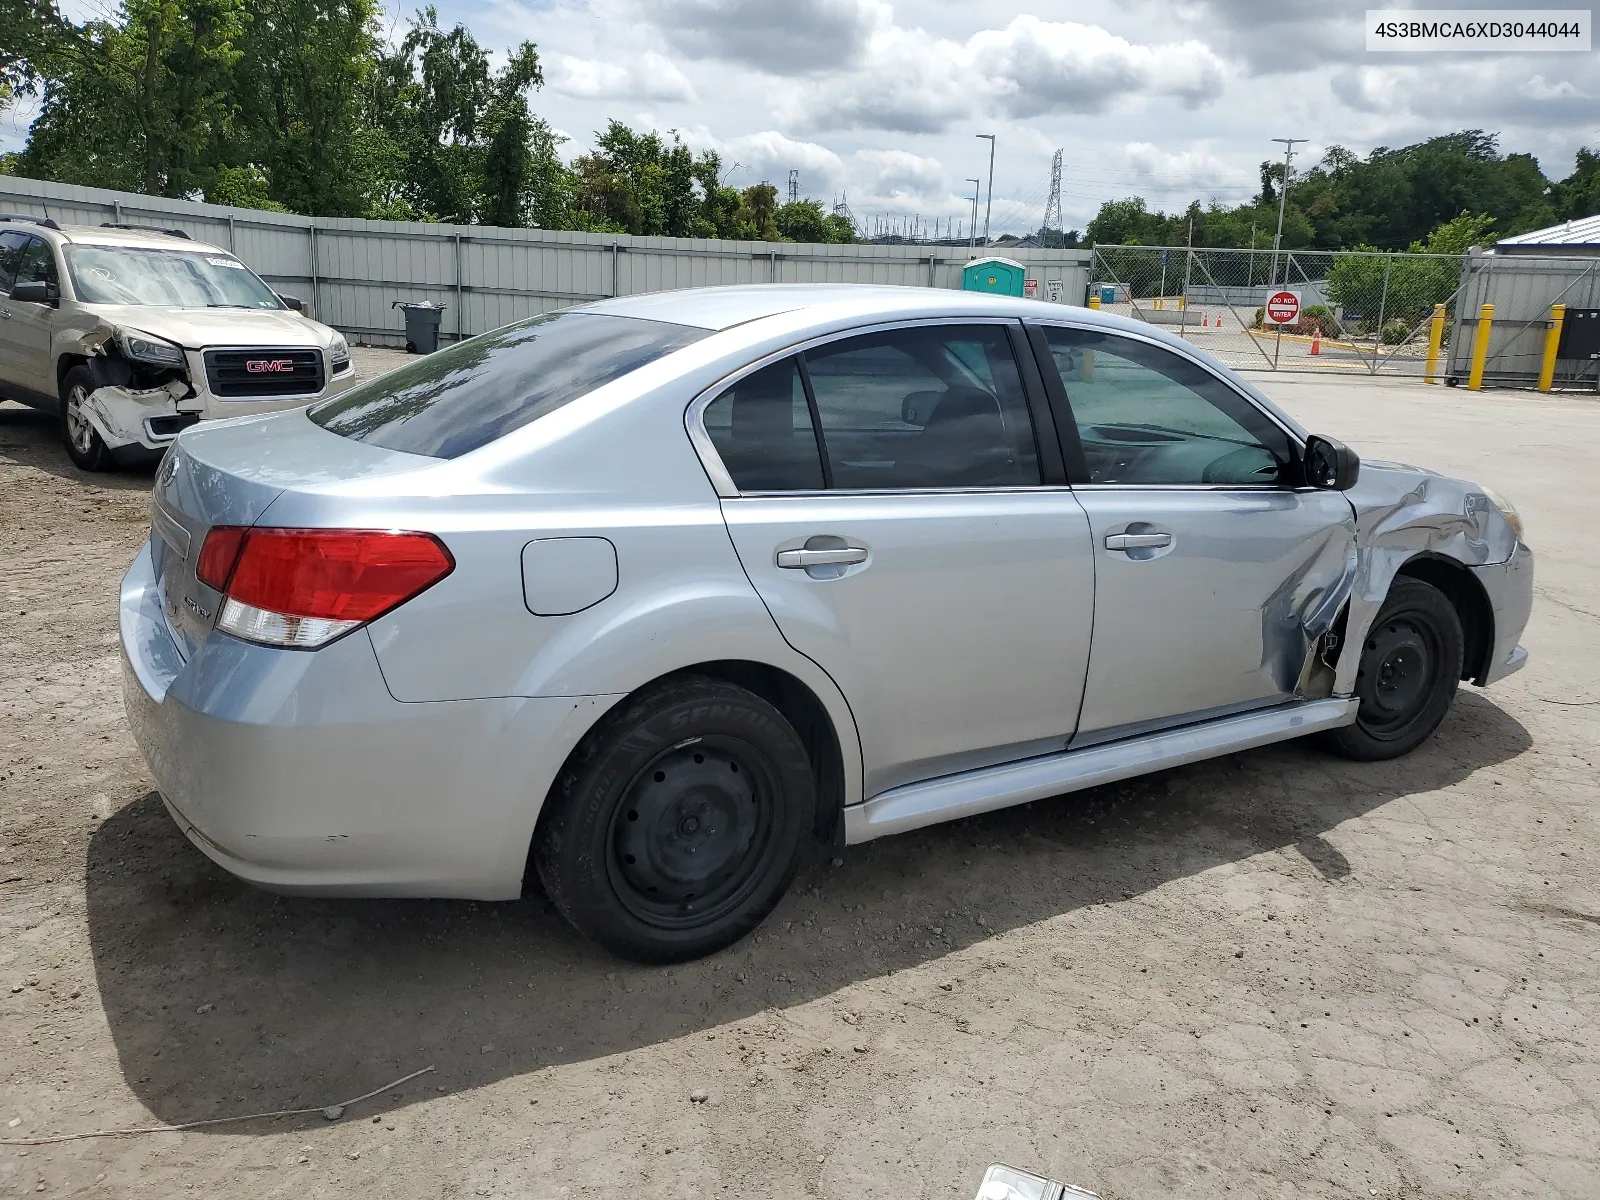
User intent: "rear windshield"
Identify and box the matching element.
[309,311,708,458]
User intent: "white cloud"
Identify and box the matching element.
[791,16,1228,134]
[545,51,696,103]
[1122,142,1254,192]
[646,0,891,75]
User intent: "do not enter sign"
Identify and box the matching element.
[1265,289,1301,325]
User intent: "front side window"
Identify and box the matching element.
[312,310,709,459]
[63,245,283,309]
[12,237,59,295]
[0,232,27,293]
[1040,327,1292,486]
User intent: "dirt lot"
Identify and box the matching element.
[2,363,1597,1199]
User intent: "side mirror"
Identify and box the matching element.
[10,279,57,305]
[901,390,942,426]
[1303,434,1360,490]
[276,293,304,312]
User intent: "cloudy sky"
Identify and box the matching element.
[9,1,1598,235]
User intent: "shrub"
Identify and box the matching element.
[1380,318,1413,345]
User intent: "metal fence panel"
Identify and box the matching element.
[1090,244,1470,376]
[0,175,1091,346]
[1445,252,1600,387]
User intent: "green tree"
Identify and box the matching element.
[1556,148,1600,221]
[228,0,383,216]
[775,199,854,243]
[15,0,246,195]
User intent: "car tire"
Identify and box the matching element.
[1322,577,1463,762]
[59,366,116,473]
[534,676,817,963]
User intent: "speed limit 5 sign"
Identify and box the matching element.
[1265,289,1301,325]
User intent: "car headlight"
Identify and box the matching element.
[116,329,186,368]
[1480,485,1523,539]
[329,333,350,370]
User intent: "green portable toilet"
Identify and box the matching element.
[961,256,1026,297]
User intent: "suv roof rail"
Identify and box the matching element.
[99,223,192,240]
[0,214,62,231]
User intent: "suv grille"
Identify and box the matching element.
[204,348,325,398]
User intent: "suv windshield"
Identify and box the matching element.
[309,310,709,458]
[64,245,283,309]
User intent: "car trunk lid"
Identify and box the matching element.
[149,409,439,659]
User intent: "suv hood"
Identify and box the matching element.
[86,304,333,350]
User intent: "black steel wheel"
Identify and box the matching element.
[534,676,816,962]
[1323,577,1463,762]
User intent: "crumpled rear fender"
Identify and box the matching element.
[1332,462,1521,695]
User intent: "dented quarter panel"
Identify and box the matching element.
[1334,460,1525,695]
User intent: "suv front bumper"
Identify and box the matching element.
[87,358,360,454]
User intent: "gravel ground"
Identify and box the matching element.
[1,367,1596,1200]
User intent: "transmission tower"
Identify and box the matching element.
[787,169,799,205]
[832,192,860,237]
[1041,149,1064,245]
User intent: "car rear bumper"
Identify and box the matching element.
[1470,541,1534,686]
[119,540,619,899]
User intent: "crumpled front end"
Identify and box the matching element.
[84,378,200,452]
[1331,462,1530,695]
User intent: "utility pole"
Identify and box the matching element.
[1270,137,1306,288]
[976,134,996,245]
[966,179,981,258]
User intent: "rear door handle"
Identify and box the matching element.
[1105,532,1173,550]
[777,546,869,568]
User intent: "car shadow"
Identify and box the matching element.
[82,690,1531,1132]
[0,402,157,489]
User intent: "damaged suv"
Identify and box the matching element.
[0,215,357,470]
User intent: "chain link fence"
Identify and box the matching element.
[1090,245,1469,375]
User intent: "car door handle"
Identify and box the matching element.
[776,546,868,568]
[1105,532,1173,550]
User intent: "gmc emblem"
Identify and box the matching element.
[246,359,295,374]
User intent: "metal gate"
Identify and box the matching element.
[1089,245,1469,375]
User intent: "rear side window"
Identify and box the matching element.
[805,326,1039,489]
[702,358,824,491]
[310,311,708,458]
[700,325,1041,492]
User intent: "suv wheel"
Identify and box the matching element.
[60,366,116,472]
[534,676,817,962]
[1323,577,1463,762]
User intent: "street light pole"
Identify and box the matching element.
[966,178,981,258]
[976,134,995,246]
[1269,137,1306,288]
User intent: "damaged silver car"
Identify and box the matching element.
[0,214,357,469]
[121,284,1532,962]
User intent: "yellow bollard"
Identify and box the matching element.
[1423,304,1446,384]
[1537,303,1566,392]
[1087,293,1101,310]
[1466,302,1493,391]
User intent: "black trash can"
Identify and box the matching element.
[393,301,446,354]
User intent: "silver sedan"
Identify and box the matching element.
[120,285,1533,961]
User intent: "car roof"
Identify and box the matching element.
[41,223,230,254]
[587,283,1079,331]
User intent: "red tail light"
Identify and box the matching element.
[195,527,454,648]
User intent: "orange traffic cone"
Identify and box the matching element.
[1310,328,1321,355]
